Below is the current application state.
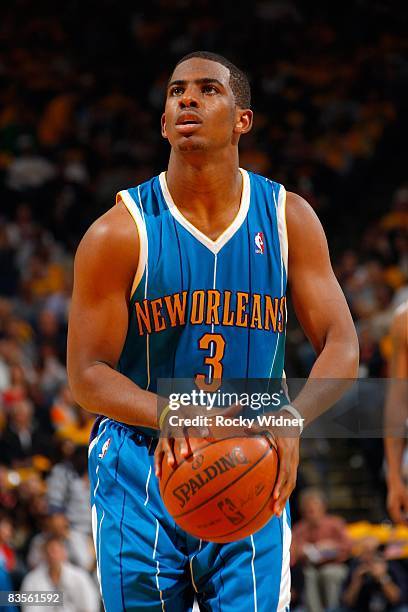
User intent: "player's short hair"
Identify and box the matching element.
[174,51,251,109]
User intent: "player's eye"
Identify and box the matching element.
[202,84,218,94]
[169,86,184,96]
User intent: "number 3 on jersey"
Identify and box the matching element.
[195,333,226,392]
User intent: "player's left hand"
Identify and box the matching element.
[246,409,300,517]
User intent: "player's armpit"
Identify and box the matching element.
[67,203,158,428]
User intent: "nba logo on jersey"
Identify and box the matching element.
[98,438,111,459]
[255,231,265,254]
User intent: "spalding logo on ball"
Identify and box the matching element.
[159,435,279,543]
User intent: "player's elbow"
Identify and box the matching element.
[323,322,359,379]
[67,362,100,415]
[342,329,360,379]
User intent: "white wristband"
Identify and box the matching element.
[279,404,304,434]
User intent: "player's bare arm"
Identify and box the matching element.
[287,191,359,390]
[255,192,359,516]
[384,302,408,523]
[67,201,160,428]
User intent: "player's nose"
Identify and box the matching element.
[179,91,199,109]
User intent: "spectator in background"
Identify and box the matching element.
[5,135,56,193]
[339,537,408,612]
[0,553,14,612]
[0,467,17,511]
[36,344,67,401]
[36,310,66,357]
[0,514,16,577]
[50,384,77,432]
[0,223,19,297]
[27,512,94,571]
[47,445,91,536]
[292,488,351,612]
[0,399,51,467]
[55,404,95,447]
[21,536,99,612]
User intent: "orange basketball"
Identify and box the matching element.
[159,435,279,543]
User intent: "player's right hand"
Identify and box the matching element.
[387,477,408,524]
[154,404,211,477]
[154,402,242,478]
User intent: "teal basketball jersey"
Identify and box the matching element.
[117,168,288,397]
[89,169,292,612]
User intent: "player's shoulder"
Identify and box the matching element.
[283,190,329,264]
[77,201,137,257]
[285,191,319,228]
[73,199,140,294]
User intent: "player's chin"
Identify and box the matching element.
[175,135,208,152]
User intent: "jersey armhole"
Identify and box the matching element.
[277,185,288,275]
[116,189,148,297]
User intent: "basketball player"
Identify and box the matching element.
[384,301,408,524]
[67,52,359,611]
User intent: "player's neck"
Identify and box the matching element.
[166,149,242,215]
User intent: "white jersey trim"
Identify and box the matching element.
[250,534,258,612]
[277,507,292,611]
[159,168,251,255]
[277,185,288,275]
[116,189,148,296]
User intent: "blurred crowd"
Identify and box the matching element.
[291,489,408,612]
[0,0,407,610]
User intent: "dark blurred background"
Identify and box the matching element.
[0,1,407,610]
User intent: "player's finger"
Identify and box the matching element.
[190,424,210,439]
[178,433,191,459]
[272,449,289,500]
[168,437,178,467]
[160,437,176,469]
[154,444,165,477]
[272,467,289,503]
[273,476,296,516]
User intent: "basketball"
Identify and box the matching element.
[159,435,279,543]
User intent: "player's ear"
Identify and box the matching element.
[161,113,168,139]
[234,109,253,135]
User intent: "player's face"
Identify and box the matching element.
[162,58,252,152]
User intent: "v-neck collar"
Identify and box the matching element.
[159,168,250,255]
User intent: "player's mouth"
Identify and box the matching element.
[175,112,203,134]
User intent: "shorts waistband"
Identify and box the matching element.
[131,428,158,452]
[90,416,158,450]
